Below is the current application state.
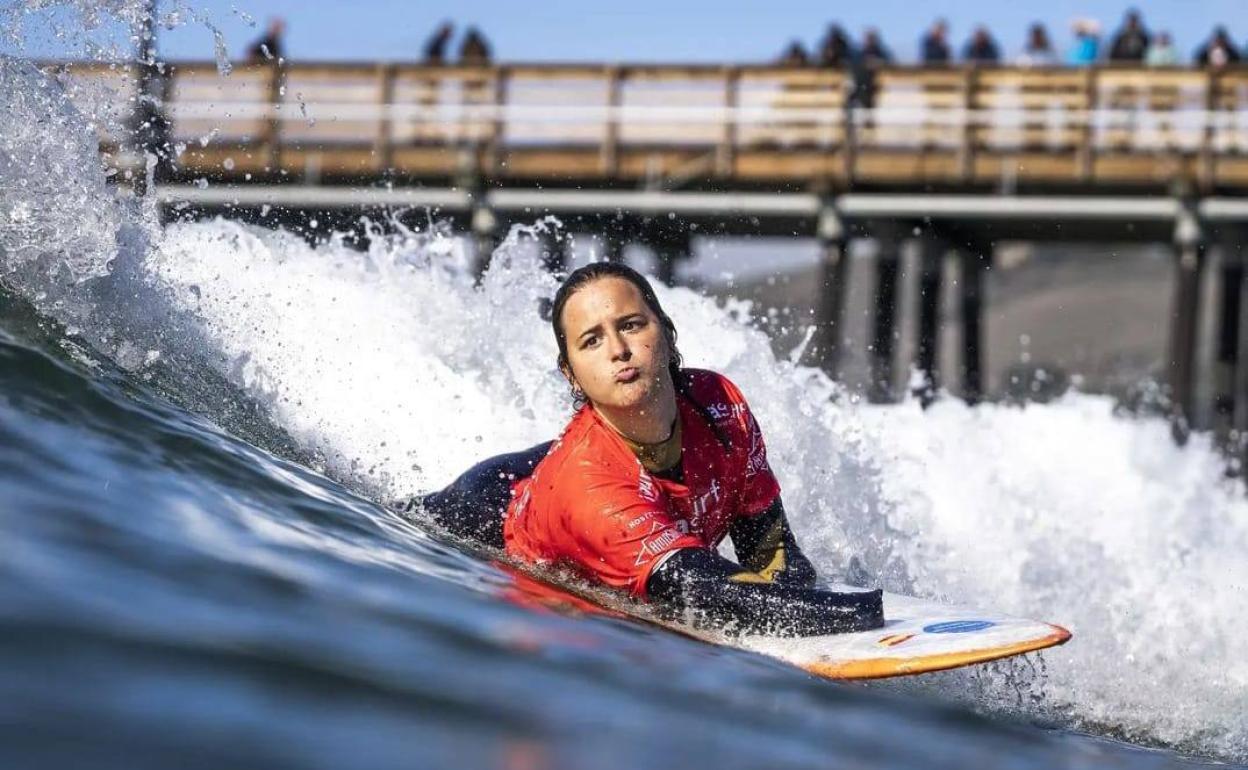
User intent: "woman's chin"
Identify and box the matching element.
[603,381,653,410]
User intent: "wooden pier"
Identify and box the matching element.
[47,58,1248,454]
[55,60,1248,190]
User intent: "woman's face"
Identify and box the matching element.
[559,276,672,413]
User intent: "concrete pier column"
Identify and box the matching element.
[958,246,989,404]
[537,229,567,274]
[1213,229,1245,431]
[600,230,626,263]
[869,223,903,402]
[652,229,691,286]
[470,201,499,277]
[811,204,849,376]
[913,235,945,406]
[1167,202,1207,442]
[1233,259,1248,474]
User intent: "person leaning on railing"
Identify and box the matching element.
[920,19,951,65]
[1107,9,1151,62]
[1066,19,1101,66]
[1016,23,1056,67]
[1195,26,1242,69]
[962,26,1001,64]
[817,24,854,68]
[1145,33,1179,67]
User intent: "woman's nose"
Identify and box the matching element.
[607,332,631,360]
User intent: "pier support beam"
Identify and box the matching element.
[1234,255,1248,476]
[470,200,499,277]
[913,235,945,406]
[811,204,849,376]
[869,223,902,402]
[1167,202,1206,442]
[958,245,990,404]
[1213,229,1245,433]
[537,229,567,274]
[600,230,626,263]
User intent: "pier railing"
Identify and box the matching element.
[48,60,1248,188]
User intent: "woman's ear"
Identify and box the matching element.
[560,362,583,396]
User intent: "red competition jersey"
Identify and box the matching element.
[504,369,781,599]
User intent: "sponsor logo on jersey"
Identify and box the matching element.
[744,417,767,477]
[705,402,747,422]
[513,485,531,517]
[635,520,689,566]
[626,511,657,529]
[637,470,659,503]
[690,478,722,518]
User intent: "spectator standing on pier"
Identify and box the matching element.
[1066,19,1100,66]
[962,26,1001,64]
[1195,26,1241,69]
[1107,9,1150,62]
[777,41,810,67]
[422,21,453,64]
[459,27,493,65]
[858,29,892,67]
[817,24,854,67]
[1016,23,1057,67]
[920,20,951,64]
[246,17,285,62]
[850,28,890,119]
[1145,32,1179,67]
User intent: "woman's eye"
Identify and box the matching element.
[622,319,642,331]
[582,336,600,349]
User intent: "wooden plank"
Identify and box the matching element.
[389,145,463,175]
[176,145,271,175]
[717,67,739,176]
[375,62,395,172]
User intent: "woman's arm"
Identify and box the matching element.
[727,495,817,588]
[645,547,883,637]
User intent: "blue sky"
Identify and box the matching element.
[7,0,1245,63]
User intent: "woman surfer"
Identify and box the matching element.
[411,263,882,637]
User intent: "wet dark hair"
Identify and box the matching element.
[550,262,729,447]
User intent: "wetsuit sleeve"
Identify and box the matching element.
[557,464,702,599]
[727,495,817,589]
[646,547,883,637]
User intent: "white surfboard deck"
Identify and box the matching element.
[720,585,1071,680]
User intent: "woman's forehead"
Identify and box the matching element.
[563,277,648,325]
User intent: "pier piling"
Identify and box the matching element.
[812,204,849,377]
[1168,202,1207,441]
[870,224,902,402]
[914,234,944,405]
[959,246,989,404]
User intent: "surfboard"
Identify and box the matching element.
[501,568,1071,680]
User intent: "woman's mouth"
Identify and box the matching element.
[615,367,640,383]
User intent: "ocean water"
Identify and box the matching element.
[2,8,1248,769]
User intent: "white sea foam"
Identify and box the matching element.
[139,217,1248,759]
